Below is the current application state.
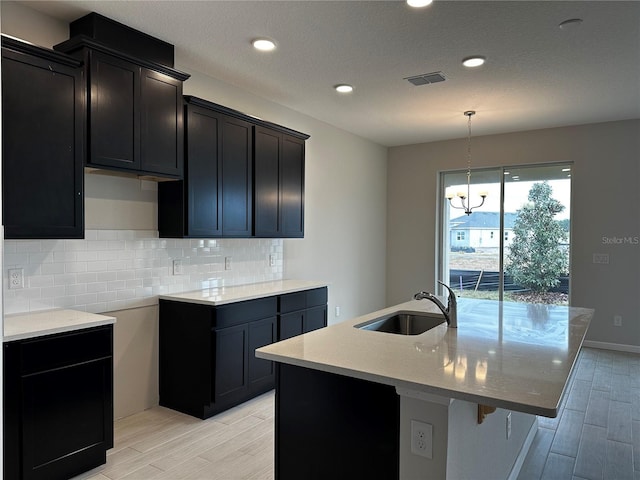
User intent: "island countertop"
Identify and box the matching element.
[159,279,328,306]
[256,298,593,417]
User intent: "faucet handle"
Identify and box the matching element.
[437,281,457,307]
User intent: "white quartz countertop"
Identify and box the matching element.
[256,298,593,417]
[159,279,328,306]
[3,309,116,342]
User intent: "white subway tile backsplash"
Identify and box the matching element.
[3,230,283,315]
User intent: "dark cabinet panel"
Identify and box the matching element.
[2,37,84,239]
[277,364,400,480]
[254,127,305,238]
[3,326,113,480]
[54,37,189,179]
[254,127,281,236]
[89,51,139,169]
[214,323,249,404]
[248,317,277,390]
[281,135,305,237]
[187,106,222,236]
[279,311,304,341]
[221,116,253,237]
[304,305,328,333]
[140,68,183,176]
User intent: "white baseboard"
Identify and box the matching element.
[508,417,538,480]
[583,340,640,354]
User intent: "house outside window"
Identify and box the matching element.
[457,231,465,241]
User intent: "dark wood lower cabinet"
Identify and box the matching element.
[3,326,114,480]
[276,363,400,480]
[159,287,327,419]
[278,288,328,340]
[159,297,279,419]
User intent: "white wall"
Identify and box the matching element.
[1,2,388,416]
[388,120,640,348]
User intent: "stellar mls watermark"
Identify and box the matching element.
[602,235,639,245]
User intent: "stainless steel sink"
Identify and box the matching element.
[355,311,445,335]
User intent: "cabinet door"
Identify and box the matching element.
[2,47,84,239]
[140,67,184,176]
[213,324,249,405]
[221,115,253,237]
[88,51,140,170]
[248,316,276,391]
[254,126,281,237]
[281,135,305,237]
[304,305,327,334]
[279,311,304,341]
[186,105,222,236]
[22,359,111,480]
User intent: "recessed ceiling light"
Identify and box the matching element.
[407,0,433,7]
[462,56,486,68]
[252,38,276,51]
[334,84,354,93]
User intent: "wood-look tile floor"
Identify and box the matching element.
[74,347,638,480]
[517,347,640,480]
[74,392,276,480]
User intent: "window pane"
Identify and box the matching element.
[441,169,502,300]
[503,164,571,305]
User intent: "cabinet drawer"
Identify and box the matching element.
[17,326,113,375]
[306,288,328,308]
[279,292,306,314]
[279,288,327,313]
[214,297,277,329]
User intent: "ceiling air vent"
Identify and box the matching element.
[404,71,446,86]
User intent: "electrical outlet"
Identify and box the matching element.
[225,256,232,270]
[506,412,512,439]
[614,315,622,327]
[335,306,341,317]
[172,259,183,275]
[593,253,609,264]
[8,268,24,289]
[269,254,276,267]
[410,420,433,459]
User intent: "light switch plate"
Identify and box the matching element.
[172,259,183,275]
[593,253,609,264]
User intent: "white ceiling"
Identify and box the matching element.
[21,0,640,147]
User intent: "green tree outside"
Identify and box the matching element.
[506,182,568,293]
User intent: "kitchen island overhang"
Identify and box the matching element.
[257,298,593,480]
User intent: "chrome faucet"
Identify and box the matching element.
[414,281,458,328]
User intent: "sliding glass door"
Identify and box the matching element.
[439,163,571,304]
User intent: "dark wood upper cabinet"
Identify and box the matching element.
[254,127,305,238]
[54,36,189,179]
[221,115,253,237]
[159,99,252,238]
[2,36,85,239]
[158,96,308,238]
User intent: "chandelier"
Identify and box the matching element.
[446,110,487,215]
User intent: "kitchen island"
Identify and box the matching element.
[256,298,593,480]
